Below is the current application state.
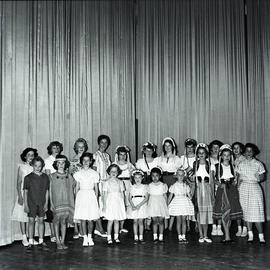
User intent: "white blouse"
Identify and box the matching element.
[135,158,158,174]
[179,155,196,170]
[44,155,56,174]
[156,155,182,173]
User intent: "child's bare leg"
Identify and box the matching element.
[95,218,105,233]
[114,221,120,241]
[53,220,61,244]
[60,218,67,245]
[107,220,113,242]
[176,216,181,235]
[88,220,94,235]
[158,217,165,241]
[37,217,45,243]
[28,217,35,244]
[182,216,187,236]
[152,217,158,240]
[20,222,27,235]
[133,219,138,240]
[138,219,144,240]
[169,216,174,231]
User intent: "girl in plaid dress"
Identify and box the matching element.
[235,143,266,244]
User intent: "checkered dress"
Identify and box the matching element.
[235,158,265,222]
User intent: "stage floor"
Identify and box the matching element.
[1,222,270,270]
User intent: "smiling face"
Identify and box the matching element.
[176,169,185,182]
[33,160,43,173]
[221,150,231,163]
[245,147,254,159]
[51,145,61,156]
[77,142,85,155]
[109,166,118,178]
[197,148,207,160]
[118,151,127,162]
[134,174,143,185]
[99,138,109,152]
[151,172,161,183]
[82,156,91,169]
[233,144,241,156]
[211,144,220,156]
[25,151,35,164]
[144,147,154,158]
[164,142,173,154]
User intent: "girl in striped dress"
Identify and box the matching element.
[168,167,194,243]
[235,143,266,244]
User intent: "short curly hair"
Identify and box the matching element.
[73,138,88,154]
[244,143,260,156]
[47,141,63,155]
[31,156,45,169]
[20,147,38,162]
[52,154,70,170]
[97,135,111,147]
[79,152,95,167]
[232,142,245,154]
[106,164,122,176]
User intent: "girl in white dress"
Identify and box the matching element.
[103,164,126,245]
[93,134,111,237]
[232,141,247,237]
[235,143,266,244]
[113,145,135,233]
[148,167,169,243]
[209,140,224,237]
[11,147,38,246]
[168,168,194,243]
[73,153,100,247]
[128,169,149,243]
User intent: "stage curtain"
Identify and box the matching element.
[0,0,135,246]
[246,0,270,219]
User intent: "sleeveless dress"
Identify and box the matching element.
[11,163,33,222]
[128,184,149,219]
[73,169,100,221]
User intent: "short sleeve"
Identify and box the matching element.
[258,161,266,175]
[163,183,168,193]
[169,184,175,194]
[23,176,29,190]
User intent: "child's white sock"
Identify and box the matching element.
[134,235,138,241]
[107,235,112,241]
[212,224,217,230]
[182,234,186,239]
[237,225,242,231]
[114,233,119,240]
[139,235,143,241]
[248,231,253,241]
[39,238,43,244]
[153,233,158,240]
[217,225,221,229]
[29,238,34,245]
[178,234,182,240]
[158,234,163,241]
[87,234,92,239]
[22,234,27,240]
[259,233,265,241]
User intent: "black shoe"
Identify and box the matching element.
[139,239,146,244]
[26,244,33,252]
[221,239,234,244]
[134,239,139,245]
[260,240,266,245]
[247,239,253,244]
[39,242,49,251]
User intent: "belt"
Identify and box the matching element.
[132,195,144,198]
[119,177,130,180]
[220,179,233,184]
[197,176,209,183]
[163,172,174,176]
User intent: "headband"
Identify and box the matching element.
[219,144,232,153]
[131,169,145,177]
[195,143,209,153]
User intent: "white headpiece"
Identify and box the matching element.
[131,169,145,177]
[219,144,232,153]
[114,145,131,163]
[195,143,209,154]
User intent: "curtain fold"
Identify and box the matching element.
[0,0,135,246]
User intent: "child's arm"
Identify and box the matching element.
[103,191,107,213]
[16,167,24,205]
[167,193,174,205]
[128,193,137,210]
[44,190,49,212]
[163,193,168,205]
[49,178,55,212]
[94,183,99,198]
[23,190,29,213]
[75,181,80,195]
[136,193,150,209]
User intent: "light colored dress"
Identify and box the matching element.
[195,163,215,224]
[128,184,149,219]
[169,182,194,216]
[11,163,33,222]
[103,178,126,221]
[236,158,265,222]
[147,182,169,218]
[73,169,100,221]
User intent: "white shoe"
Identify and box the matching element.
[73,234,79,239]
[211,228,217,236]
[198,237,204,243]
[236,229,242,237]
[204,237,212,243]
[217,229,224,236]
[82,237,88,247]
[120,229,128,233]
[22,239,29,247]
[50,236,56,243]
[33,240,39,245]
[88,238,94,246]
[241,229,248,237]
[94,230,107,238]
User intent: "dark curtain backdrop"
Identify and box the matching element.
[0,0,269,246]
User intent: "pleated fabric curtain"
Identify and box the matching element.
[135,0,248,154]
[246,0,270,219]
[0,0,135,246]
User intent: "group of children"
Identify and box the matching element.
[11,135,267,250]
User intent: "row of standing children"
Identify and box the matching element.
[11,135,266,250]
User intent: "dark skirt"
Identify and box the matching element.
[213,184,243,221]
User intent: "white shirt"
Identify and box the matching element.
[179,155,196,170]
[44,155,56,174]
[136,158,158,174]
[156,155,182,173]
[93,151,111,180]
